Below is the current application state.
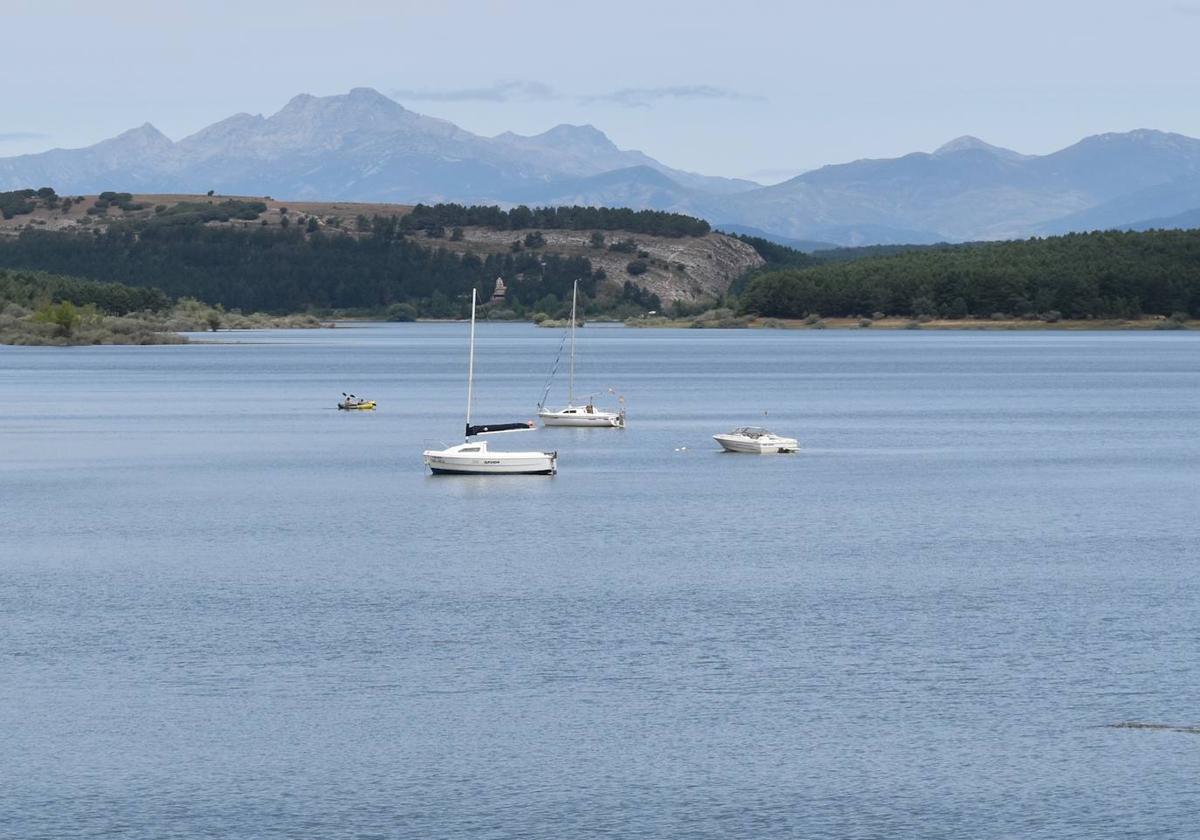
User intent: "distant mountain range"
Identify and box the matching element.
[4,88,1200,246]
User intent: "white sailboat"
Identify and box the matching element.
[423,290,557,475]
[537,279,626,428]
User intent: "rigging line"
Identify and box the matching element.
[537,329,570,410]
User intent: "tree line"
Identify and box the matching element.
[399,203,711,237]
[738,229,1200,319]
[0,267,169,314]
[0,224,618,316]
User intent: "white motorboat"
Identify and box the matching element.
[423,290,557,475]
[538,279,625,428]
[712,426,800,454]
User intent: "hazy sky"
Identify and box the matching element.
[4,0,1200,182]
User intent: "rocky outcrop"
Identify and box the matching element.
[446,228,763,303]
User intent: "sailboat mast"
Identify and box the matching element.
[465,288,477,437]
[568,279,577,405]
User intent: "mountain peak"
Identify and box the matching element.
[272,89,412,128]
[1099,128,1168,141]
[1053,129,1200,167]
[178,112,267,154]
[105,122,173,150]
[126,122,167,137]
[934,135,1026,160]
[500,123,618,152]
[1080,128,1199,150]
[347,86,394,104]
[542,123,610,141]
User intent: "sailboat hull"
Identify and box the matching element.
[423,445,557,475]
[538,408,624,427]
[426,459,556,475]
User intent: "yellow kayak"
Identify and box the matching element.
[338,400,376,410]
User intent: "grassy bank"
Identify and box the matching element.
[1,292,327,346]
[0,302,187,345]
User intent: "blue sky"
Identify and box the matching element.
[4,0,1200,182]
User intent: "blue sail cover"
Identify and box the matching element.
[466,421,535,436]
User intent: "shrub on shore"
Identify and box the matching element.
[0,303,186,345]
[0,280,323,345]
[386,302,418,322]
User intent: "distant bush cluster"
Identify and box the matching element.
[145,199,267,226]
[1,188,58,219]
[94,191,146,213]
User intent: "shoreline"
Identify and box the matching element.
[623,316,1192,331]
[5,315,1192,347]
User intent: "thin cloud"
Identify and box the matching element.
[0,131,49,142]
[388,80,761,108]
[1173,2,1200,14]
[390,80,560,103]
[583,85,763,108]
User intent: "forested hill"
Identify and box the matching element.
[0,190,759,315]
[7,188,1198,323]
[739,229,1200,320]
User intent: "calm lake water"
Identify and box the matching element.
[2,323,1199,839]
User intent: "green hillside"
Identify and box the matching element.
[739,229,1200,319]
